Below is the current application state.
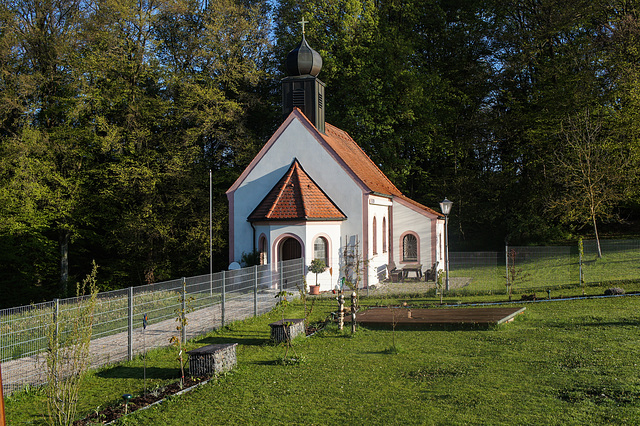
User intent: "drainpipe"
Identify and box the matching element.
[250,222,256,254]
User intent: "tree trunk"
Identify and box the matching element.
[592,214,602,258]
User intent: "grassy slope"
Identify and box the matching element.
[5,295,640,425]
[449,245,640,293]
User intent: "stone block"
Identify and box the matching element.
[187,343,237,377]
[269,318,305,343]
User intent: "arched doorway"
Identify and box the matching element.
[280,237,302,261]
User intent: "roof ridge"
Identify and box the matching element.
[248,158,346,222]
[266,163,296,218]
[322,122,403,197]
[396,194,442,217]
[291,161,310,218]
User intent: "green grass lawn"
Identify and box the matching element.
[5,293,640,425]
[449,244,640,295]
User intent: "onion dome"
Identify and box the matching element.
[285,35,323,77]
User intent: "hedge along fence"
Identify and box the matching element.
[447,239,640,295]
[0,258,304,395]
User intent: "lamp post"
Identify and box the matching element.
[439,198,453,292]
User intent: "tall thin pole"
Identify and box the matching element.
[439,198,453,293]
[209,169,213,298]
[0,363,6,426]
[444,215,450,292]
[128,287,133,361]
[505,243,509,291]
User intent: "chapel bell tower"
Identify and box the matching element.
[282,19,325,133]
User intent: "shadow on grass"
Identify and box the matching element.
[362,349,403,355]
[549,319,640,328]
[96,366,177,379]
[195,334,267,346]
[251,359,288,366]
[355,323,492,332]
[20,413,48,426]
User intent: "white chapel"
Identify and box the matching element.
[226,32,445,291]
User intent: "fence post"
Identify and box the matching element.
[301,258,305,292]
[128,287,133,361]
[181,278,187,344]
[253,265,258,317]
[279,261,284,293]
[578,238,584,294]
[505,244,509,292]
[0,363,5,426]
[222,270,226,327]
[53,298,60,342]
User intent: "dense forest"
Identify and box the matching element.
[1,0,639,307]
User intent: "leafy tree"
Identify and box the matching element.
[0,0,90,298]
[0,0,275,305]
[489,0,610,243]
[45,262,99,426]
[550,109,632,257]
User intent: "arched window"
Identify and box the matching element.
[382,217,387,253]
[402,234,418,262]
[259,235,267,265]
[314,237,328,264]
[372,217,378,255]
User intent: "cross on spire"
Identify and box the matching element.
[298,16,309,35]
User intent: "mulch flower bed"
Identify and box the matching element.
[74,376,211,425]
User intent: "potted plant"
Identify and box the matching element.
[308,259,327,295]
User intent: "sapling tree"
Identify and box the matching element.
[45,262,99,426]
[295,278,315,329]
[506,249,529,301]
[341,239,367,300]
[386,307,401,354]
[274,290,299,364]
[551,109,633,258]
[169,279,193,388]
[308,259,327,287]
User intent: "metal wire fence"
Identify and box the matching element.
[448,240,640,295]
[3,241,637,394]
[0,258,304,395]
[581,239,640,285]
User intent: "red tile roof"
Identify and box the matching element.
[320,124,404,198]
[228,109,442,218]
[248,159,346,222]
[319,120,441,217]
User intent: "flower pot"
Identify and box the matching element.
[309,285,320,295]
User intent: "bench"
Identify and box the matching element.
[187,343,238,377]
[424,262,438,281]
[387,261,403,282]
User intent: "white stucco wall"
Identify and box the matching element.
[392,200,438,274]
[305,222,341,290]
[230,117,364,291]
[366,195,392,285]
[230,114,442,291]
